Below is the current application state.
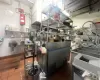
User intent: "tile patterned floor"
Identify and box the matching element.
[0,58,33,80]
[48,63,72,80]
[0,58,72,80]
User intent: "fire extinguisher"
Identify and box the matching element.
[20,13,25,25]
[19,8,25,25]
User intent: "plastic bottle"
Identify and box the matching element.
[39,72,46,80]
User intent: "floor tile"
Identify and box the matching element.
[8,73,21,80]
[8,69,15,76]
[0,72,2,77]
[1,71,9,79]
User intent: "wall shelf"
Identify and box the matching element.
[5,30,29,38]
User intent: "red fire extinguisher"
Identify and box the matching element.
[20,13,25,25]
[19,8,25,25]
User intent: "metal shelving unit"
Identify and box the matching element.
[24,43,34,80]
[35,2,73,78]
[24,44,33,59]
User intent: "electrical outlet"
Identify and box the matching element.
[0,37,4,45]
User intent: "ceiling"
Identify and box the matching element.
[64,0,100,17]
[15,0,35,7]
[15,0,100,16]
[64,0,88,12]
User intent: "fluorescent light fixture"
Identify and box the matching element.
[60,29,63,32]
[62,10,70,17]
[27,0,34,4]
[8,10,13,14]
[42,14,48,21]
[5,10,14,15]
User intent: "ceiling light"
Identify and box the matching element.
[27,0,34,4]
[5,10,14,15]
[62,10,70,17]
[60,29,63,32]
[8,10,13,14]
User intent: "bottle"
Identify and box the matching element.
[39,72,46,80]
